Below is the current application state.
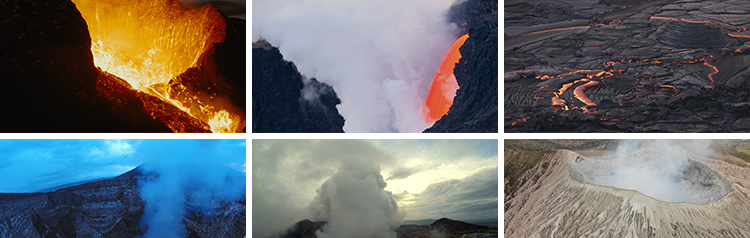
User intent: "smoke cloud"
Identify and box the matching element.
[137,158,245,238]
[308,159,403,238]
[252,0,458,132]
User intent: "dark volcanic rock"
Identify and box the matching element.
[424,0,499,133]
[397,218,494,238]
[0,166,245,238]
[505,0,750,132]
[656,21,727,49]
[199,17,247,112]
[252,40,345,133]
[431,218,490,232]
[97,71,211,132]
[174,16,247,132]
[274,218,495,238]
[273,219,326,238]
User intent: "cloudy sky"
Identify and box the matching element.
[252,139,498,237]
[0,139,246,193]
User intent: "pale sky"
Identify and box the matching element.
[252,139,498,237]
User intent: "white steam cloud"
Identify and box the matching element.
[308,160,403,238]
[253,0,457,132]
[572,140,715,203]
[137,159,245,238]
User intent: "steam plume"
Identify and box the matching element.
[308,160,403,238]
[138,159,245,237]
[574,140,714,203]
[252,0,457,132]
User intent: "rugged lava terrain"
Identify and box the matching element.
[505,145,750,237]
[506,0,750,132]
[0,166,246,238]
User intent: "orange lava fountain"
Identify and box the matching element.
[72,0,242,133]
[424,34,469,123]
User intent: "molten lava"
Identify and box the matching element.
[72,0,243,133]
[424,34,469,123]
[573,81,600,109]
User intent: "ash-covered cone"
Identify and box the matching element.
[656,21,727,49]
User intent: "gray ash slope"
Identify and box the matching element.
[0,166,245,238]
[505,0,750,132]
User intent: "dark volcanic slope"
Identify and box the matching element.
[0,0,177,132]
[397,218,494,238]
[0,167,245,238]
[273,219,326,238]
[505,0,750,132]
[274,218,495,238]
[252,40,345,133]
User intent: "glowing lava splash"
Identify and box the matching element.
[72,0,242,132]
[424,34,469,123]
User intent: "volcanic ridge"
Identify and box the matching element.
[271,218,498,238]
[0,165,246,238]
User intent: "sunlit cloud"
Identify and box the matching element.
[104,139,136,157]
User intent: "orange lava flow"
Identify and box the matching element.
[659,85,679,96]
[573,81,600,108]
[424,34,469,123]
[72,0,243,133]
[728,33,750,39]
[650,16,748,32]
[704,61,718,86]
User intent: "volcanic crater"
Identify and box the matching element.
[569,154,732,205]
[505,144,750,237]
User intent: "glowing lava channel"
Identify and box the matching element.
[72,0,240,133]
[424,34,469,123]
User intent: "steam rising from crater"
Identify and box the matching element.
[138,159,245,237]
[252,0,457,132]
[308,160,402,238]
[570,140,731,204]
